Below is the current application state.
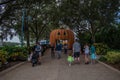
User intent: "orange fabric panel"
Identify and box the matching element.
[50,29,75,49]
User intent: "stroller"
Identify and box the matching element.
[31,52,39,67]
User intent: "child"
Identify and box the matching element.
[67,53,74,66]
[90,44,96,64]
[84,43,90,64]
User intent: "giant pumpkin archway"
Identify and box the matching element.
[50,28,74,49]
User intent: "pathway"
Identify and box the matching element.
[0,49,120,80]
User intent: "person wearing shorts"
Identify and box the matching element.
[73,39,81,63]
[90,44,96,64]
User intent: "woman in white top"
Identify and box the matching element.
[84,43,90,64]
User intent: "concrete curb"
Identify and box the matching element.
[0,62,25,76]
[98,61,120,74]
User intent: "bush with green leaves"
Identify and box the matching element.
[99,55,107,62]
[9,52,27,61]
[9,52,19,61]
[1,46,28,62]
[18,52,28,61]
[0,50,9,64]
[94,43,109,55]
[105,51,120,64]
[0,62,2,67]
[1,46,28,54]
[99,50,120,64]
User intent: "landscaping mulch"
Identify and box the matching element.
[105,62,120,71]
[0,61,22,72]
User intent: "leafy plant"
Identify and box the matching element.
[105,51,120,64]
[1,46,28,54]
[99,56,107,62]
[0,61,2,67]
[94,43,109,55]
[9,52,27,61]
[18,52,27,61]
[0,50,8,64]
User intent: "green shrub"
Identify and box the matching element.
[9,52,27,61]
[105,51,120,64]
[0,50,8,64]
[99,56,107,62]
[9,52,19,61]
[17,52,28,61]
[94,43,109,55]
[0,46,28,61]
[1,46,28,54]
[0,62,2,67]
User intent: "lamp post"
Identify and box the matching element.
[21,7,32,47]
[21,8,25,47]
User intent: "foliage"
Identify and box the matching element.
[0,0,120,48]
[99,50,120,64]
[97,25,120,49]
[94,43,109,55]
[99,55,107,62]
[9,52,19,61]
[0,45,28,68]
[51,0,120,45]
[77,32,91,44]
[0,46,28,62]
[9,52,27,61]
[3,42,20,46]
[0,50,8,64]
[17,52,28,61]
[105,51,120,64]
[1,46,28,54]
[0,61,2,67]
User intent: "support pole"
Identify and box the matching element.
[21,8,25,47]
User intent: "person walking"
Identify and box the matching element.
[34,42,42,65]
[55,41,62,59]
[90,44,96,64]
[73,39,81,64]
[67,53,74,66]
[84,43,90,64]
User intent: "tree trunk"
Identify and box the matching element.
[91,33,95,43]
[35,19,39,43]
[26,24,30,47]
[90,22,96,44]
[35,37,39,43]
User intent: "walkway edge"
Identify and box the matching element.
[0,62,25,76]
[98,61,120,74]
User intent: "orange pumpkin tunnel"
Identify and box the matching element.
[50,28,74,49]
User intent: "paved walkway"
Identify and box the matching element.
[0,49,120,80]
